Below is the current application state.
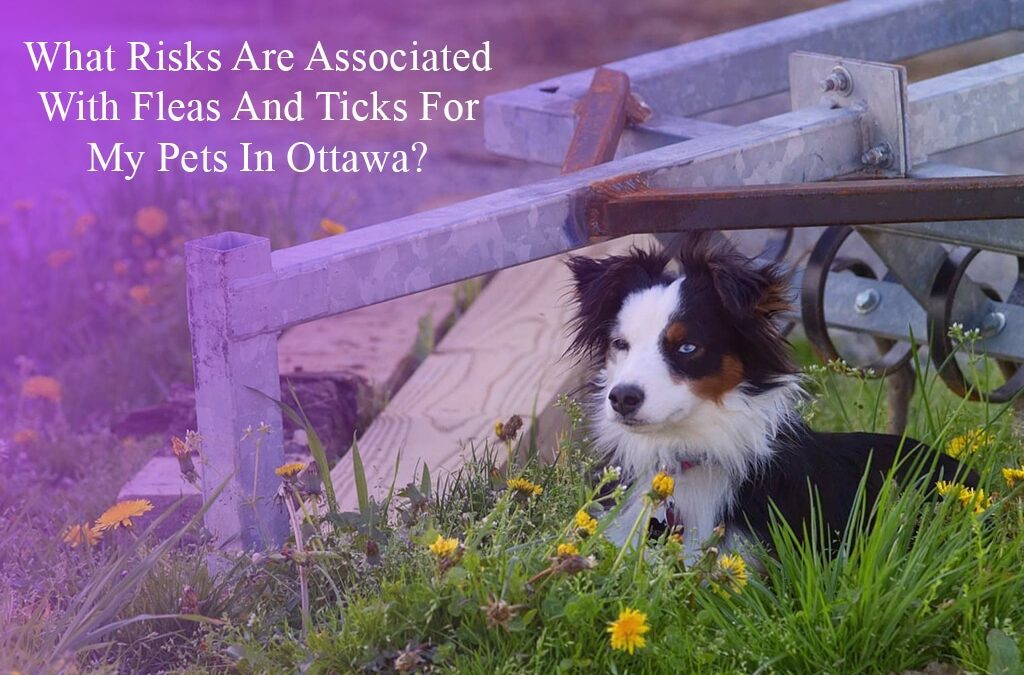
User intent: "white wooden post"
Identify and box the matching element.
[186,232,288,551]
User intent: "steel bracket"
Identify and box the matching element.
[789,51,911,177]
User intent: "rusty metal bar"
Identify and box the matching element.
[591,175,1024,236]
[561,68,649,174]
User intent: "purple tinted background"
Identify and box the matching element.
[0,0,833,427]
[1,0,835,234]
[2,0,552,231]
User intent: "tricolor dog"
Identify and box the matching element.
[566,233,971,561]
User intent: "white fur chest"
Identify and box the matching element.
[604,463,736,562]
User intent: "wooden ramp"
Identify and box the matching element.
[331,236,651,509]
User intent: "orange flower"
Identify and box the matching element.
[13,428,39,445]
[22,375,62,402]
[143,258,163,276]
[135,206,168,238]
[319,218,347,236]
[275,462,306,479]
[13,199,33,213]
[94,500,154,531]
[47,249,75,269]
[64,523,102,548]
[73,213,96,236]
[112,260,129,277]
[129,285,153,305]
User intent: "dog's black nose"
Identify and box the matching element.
[609,384,644,417]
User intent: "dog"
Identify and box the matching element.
[565,233,972,561]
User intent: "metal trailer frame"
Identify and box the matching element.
[186,0,1024,550]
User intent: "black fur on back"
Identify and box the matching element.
[730,423,978,547]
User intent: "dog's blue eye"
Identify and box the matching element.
[679,343,697,354]
[611,338,629,351]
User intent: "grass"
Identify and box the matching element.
[3,339,1024,673]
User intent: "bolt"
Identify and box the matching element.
[820,66,853,96]
[854,288,881,314]
[980,311,1006,338]
[861,143,894,168]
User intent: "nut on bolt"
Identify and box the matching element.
[820,66,853,96]
[980,311,1006,338]
[854,289,881,314]
[861,143,894,169]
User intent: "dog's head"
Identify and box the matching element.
[566,233,796,439]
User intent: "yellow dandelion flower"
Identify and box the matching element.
[935,480,960,498]
[319,217,347,236]
[556,542,579,558]
[22,375,62,403]
[607,607,649,654]
[94,499,154,531]
[494,420,504,438]
[47,249,76,269]
[135,206,168,238]
[957,487,992,515]
[507,476,543,499]
[428,534,460,558]
[946,428,994,459]
[1002,466,1024,489]
[275,462,306,479]
[716,553,749,594]
[129,284,153,305]
[575,510,598,536]
[650,471,675,501]
[63,523,102,548]
[13,428,39,445]
[73,213,96,236]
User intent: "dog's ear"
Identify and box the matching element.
[565,247,670,357]
[679,232,791,321]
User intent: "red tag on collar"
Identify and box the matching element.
[681,460,696,472]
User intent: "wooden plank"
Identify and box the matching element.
[119,284,459,515]
[278,285,458,387]
[331,236,651,508]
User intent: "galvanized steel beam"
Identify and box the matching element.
[227,55,1024,339]
[186,233,289,552]
[485,0,1015,164]
[910,54,1024,160]
[228,104,865,339]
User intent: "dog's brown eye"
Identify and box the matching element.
[611,338,630,351]
[679,343,698,355]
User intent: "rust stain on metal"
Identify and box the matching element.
[562,67,645,174]
[560,66,654,241]
[583,172,652,237]
[591,175,1024,237]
